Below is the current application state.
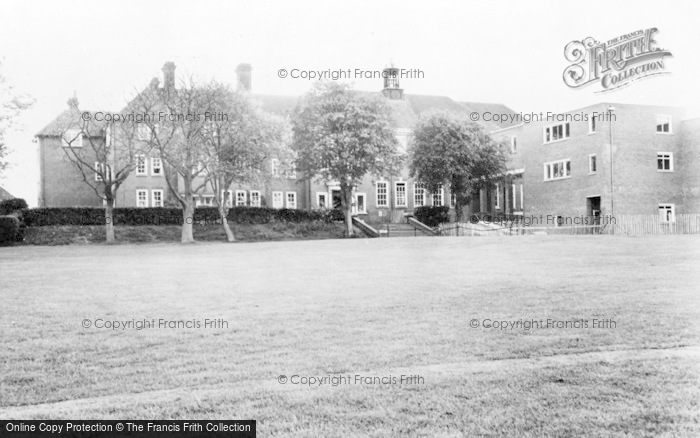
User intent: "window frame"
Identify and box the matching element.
[413,182,426,207]
[272,191,284,209]
[659,204,675,223]
[286,191,297,209]
[589,154,597,174]
[136,189,148,208]
[494,183,500,209]
[151,157,163,176]
[376,181,389,208]
[543,122,570,144]
[136,155,147,176]
[249,190,261,208]
[657,152,673,172]
[588,114,596,134]
[432,184,444,207]
[656,115,672,134]
[394,181,407,208]
[151,189,164,207]
[543,158,572,181]
[316,192,327,209]
[235,190,247,206]
[354,192,367,214]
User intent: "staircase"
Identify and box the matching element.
[378,222,435,237]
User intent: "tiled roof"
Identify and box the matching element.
[35,109,109,137]
[458,101,519,129]
[0,186,14,201]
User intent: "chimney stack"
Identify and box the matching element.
[162,62,176,93]
[236,63,252,92]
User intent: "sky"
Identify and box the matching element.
[1,0,698,205]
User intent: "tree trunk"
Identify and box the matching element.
[105,201,115,243]
[181,198,195,243]
[341,184,354,237]
[454,200,463,223]
[219,204,235,242]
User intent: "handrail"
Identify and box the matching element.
[406,216,438,236]
[352,216,380,238]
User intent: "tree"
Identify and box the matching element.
[292,82,402,236]
[0,62,34,177]
[57,97,145,243]
[201,84,291,242]
[408,110,510,222]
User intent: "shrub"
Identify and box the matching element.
[0,215,20,245]
[414,206,450,227]
[0,198,28,215]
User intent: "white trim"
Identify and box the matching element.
[494,183,500,209]
[285,191,297,209]
[95,162,103,182]
[235,190,247,206]
[543,158,571,181]
[659,203,675,223]
[657,152,674,172]
[353,192,367,214]
[656,114,673,134]
[151,157,163,176]
[151,189,164,207]
[432,184,444,206]
[512,183,516,210]
[413,182,426,207]
[394,181,407,208]
[136,189,148,208]
[316,192,328,208]
[136,155,147,176]
[376,181,389,207]
[249,190,261,207]
[542,122,570,144]
[588,154,597,174]
[272,191,284,209]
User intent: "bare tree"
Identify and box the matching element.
[0,61,34,177]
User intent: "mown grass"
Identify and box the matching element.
[0,236,698,437]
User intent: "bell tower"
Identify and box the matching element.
[381,64,403,100]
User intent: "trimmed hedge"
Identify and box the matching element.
[0,215,20,245]
[22,206,344,227]
[414,206,450,227]
[0,198,28,215]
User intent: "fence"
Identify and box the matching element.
[437,214,700,236]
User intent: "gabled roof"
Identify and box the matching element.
[0,186,14,201]
[35,109,110,137]
[458,101,519,129]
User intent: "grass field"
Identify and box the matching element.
[1,236,699,437]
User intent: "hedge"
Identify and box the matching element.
[0,198,28,215]
[22,206,344,227]
[414,206,450,227]
[0,215,20,245]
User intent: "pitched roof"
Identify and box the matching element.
[459,101,519,129]
[36,109,110,137]
[0,186,14,201]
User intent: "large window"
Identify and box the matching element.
[544,159,571,181]
[376,181,388,207]
[272,191,283,209]
[94,162,111,182]
[151,157,163,176]
[136,155,147,175]
[286,192,297,209]
[657,152,673,171]
[136,190,148,208]
[235,190,247,206]
[414,182,426,207]
[250,190,261,207]
[543,122,570,143]
[152,189,163,207]
[432,184,444,206]
[61,129,82,148]
[394,182,407,207]
[656,115,672,134]
[659,204,675,223]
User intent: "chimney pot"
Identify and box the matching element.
[162,62,176,93]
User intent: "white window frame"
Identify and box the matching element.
[659,204,675,223]
[136,155,147,176]
[519,184,524,211]
[656,115,672,134]
[286,191,297,209]
[354,192,367,214]
[432,184,444,206]
[221,190,233,208]
[543,158,571,181]
[249,190,261,207]
[542,122,570,144]
[494,183,500,209]
[151,157,163,176]
[414,182,426,207]
[136,189,148,208]
[376,181,388,207]
[589,154,597,174]
[657,152,673,172]
[94,162,106,182]
[235,190,247,206]
[272,191,284,209]
[151,189,164,207]
[196,195,214,207]
[394,181,407,208]
[61,129,83,148]
[316,192,327,208]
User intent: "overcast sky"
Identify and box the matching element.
[1,0,698,205]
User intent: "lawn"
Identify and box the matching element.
[0,236,699,437]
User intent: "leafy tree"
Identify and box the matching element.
[201,84,291,241]
[0,62,33,177]
[292,82,402,236]
[409,110,510,222]
[57,97,146,243]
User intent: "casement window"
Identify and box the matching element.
[271,158,280,177]
[152,189,164,207]
[589,154,597,173]
[511,136,517,153]
[376,181,388,207]
[589,115,596,134]
[656,115,672,134]
[272,191,283,209]
[235,190,247,206]
[221,190,233,208]
[196,195,214,207]
[61,129,83,148]
[316,192,327,208]
[394,182,407,207]
[151,157,163,176]
[286,191,297,209]
[659,204,675,223]
[657,152,673,171]
[136,189,148,208]
[494,183,500,209]
[94,162,111,182]
[250,190,261,207]
[414,182,426,207]
[543,122,570,143]
[432,184,444,206]
[354,193,367,214]
[543,159,571,181]
[136,155,147,175]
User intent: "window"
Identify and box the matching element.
[250,190,261,207]
[376,181,388,207]
[196,195,214,207]
[659,204,675,222]
[94,162,111,182]
[271,158,280,177]
[543,122,570,144]
[272,191,283,209]
[589,114,596,134]
[152,189,163,207]
[136,155,147,175]
[61,129,83,148]
[414,182,426,207]
[450,192,456,208]
[589,154,597,173]
[494,183,500,209]
[519,184,524,210]
[286,191,297,209]
[511,136,517,153]
[544,159,571,181]
[354,193,367,214]
[151,157,163,176]
[656,115,672,134]
[657,152,673,171]
[512,184,516,210]
[221,190,233,208]
[136,189,148,208]
[316,192,327,208]
[395,182,407,207]
[235,190,247,206]
[432,184,444,206]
